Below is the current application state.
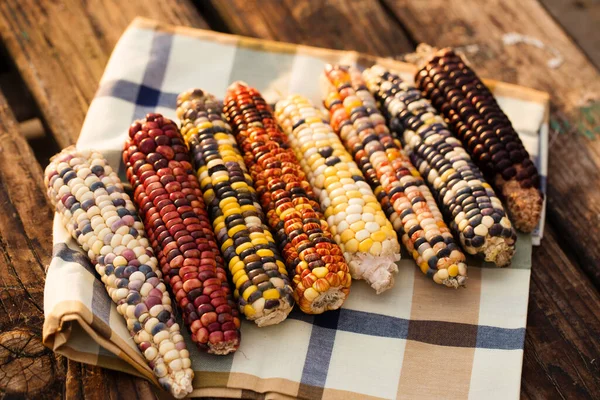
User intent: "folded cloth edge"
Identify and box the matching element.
[43,299,156,384]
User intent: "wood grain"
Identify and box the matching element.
[200,0,414,57]
[0,87,154,398]
[0,0,208,150]
[523,226,600,398]
[380,0,600,288]
[539,0,600,70]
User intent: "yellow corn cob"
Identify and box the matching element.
[323,65,468,287]
[275,94,401,293]
[224,82,352,314]
[176,89,295,326]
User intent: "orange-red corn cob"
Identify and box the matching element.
[224,82,351,313]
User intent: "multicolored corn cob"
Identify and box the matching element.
[363,66,517,266]
[44,147,193,398]
[176,89,295,326]
[123,113,240,355]
[415,48,543,232]
[323,65,468,287]
[275,94,401,293]
[223,82,352,313]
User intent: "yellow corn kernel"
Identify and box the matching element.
[256,248,274,257]
[231,181,246,190]
[358,238,373,253]
[369,241,382,256]
[312,267,328,279]
[251,237,269,246]
[262,289,280,300]
[448,264,459,277]
[350,221,365,232]
[219,196,237,207]
[340,229,355,243]
[235,274,249,289]
[221,238,234,252]
[303,287,320,301]
[371,231,387,242]
[345,238,359,253]
[244,304,256,317]
[228,224,246,236]
[230,259,246,275]
[242,285,257,301]
[232,268,247,284]
[235,242,253,255]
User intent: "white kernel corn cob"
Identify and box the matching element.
[275,95,401,293]
[44,147,193,398]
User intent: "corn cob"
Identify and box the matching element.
[223,82,352,314]
[176,89,295,326]
[415,48,543,232]
[44,147,193,398]
[323,65,468,287]
[274,94,401,293]
[363,66,517,266]
[123,113,240,355]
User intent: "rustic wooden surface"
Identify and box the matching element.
[0,0,208,149]
[539,0,600,70]
[0,0,598,398]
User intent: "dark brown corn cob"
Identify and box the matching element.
[123,113,240,355]
[45,148,193,398]
[415,48,543,232]
[323,65,468,287]
[224,82,352,314]
[176,89,295,326]
[363,65,517,266]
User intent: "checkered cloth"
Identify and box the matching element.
[43,18,549,399]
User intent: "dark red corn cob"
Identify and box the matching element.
[123,113,241,355]
[223,82,352,314]
[415,48,543,232]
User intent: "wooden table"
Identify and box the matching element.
[0,1,598,398]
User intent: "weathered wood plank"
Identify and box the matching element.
[380,0,600,289]
[0,69,152,400]
[200,0,414,57]
[539,0,600,70]
[0,0,208,149]
[523,226,600,398]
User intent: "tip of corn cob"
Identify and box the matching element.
[481,236,515,267]
[161,369,194,399]
[207,339,240,356]
[302,287,347,314]
[497,175,543,233]
[253,302,294,327]
[433,261,468,288]
[346,253,400,294]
